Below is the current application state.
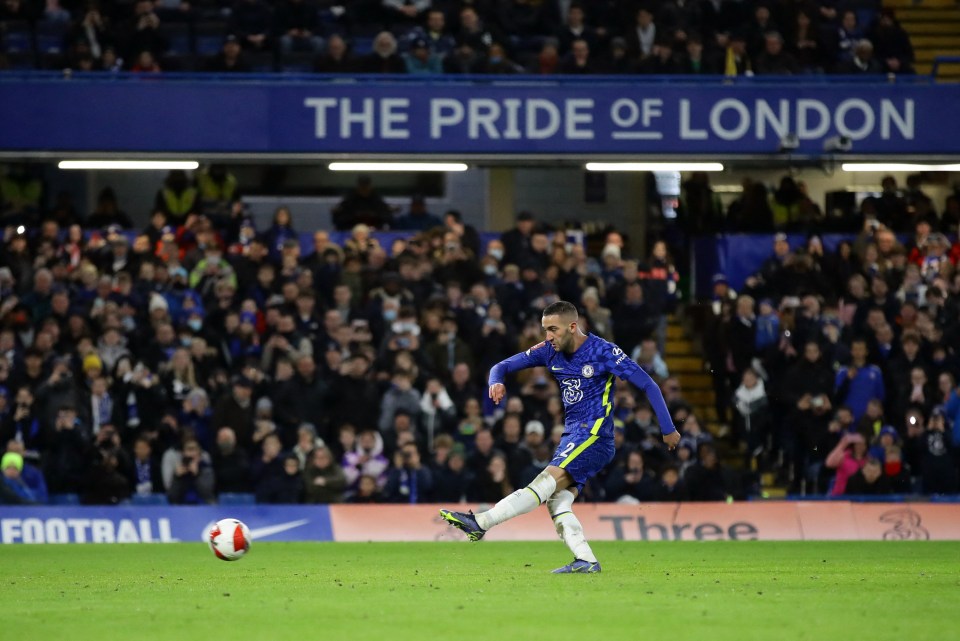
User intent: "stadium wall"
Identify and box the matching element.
[1,503,957,544]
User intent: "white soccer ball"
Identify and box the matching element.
[208,518,251,561]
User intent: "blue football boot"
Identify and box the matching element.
[439,509,486,541]
[551,559,602,574]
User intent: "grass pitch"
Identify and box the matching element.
[1,541,957,641]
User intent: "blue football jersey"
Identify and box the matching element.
[490,333,652,439]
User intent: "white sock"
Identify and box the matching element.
[476,469,556,531]
[547,489,598,563]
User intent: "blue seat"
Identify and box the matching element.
[49,493,80,505]
[35,21,67,54]
[352,37,374,56]
[218,492,255,505]
[161,24,192,56]
[131,493,170,506]
[194,22,227,56]
[3,21,33,54]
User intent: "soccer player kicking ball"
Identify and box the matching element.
[441,301,680,573]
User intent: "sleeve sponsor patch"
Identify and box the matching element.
[525,341,547,356]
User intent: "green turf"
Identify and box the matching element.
[1,541,957,641]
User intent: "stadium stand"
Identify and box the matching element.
[0,165,958,506]
[0,0,946,78]
[2,0,959,506]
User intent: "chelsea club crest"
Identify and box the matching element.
[581,364,594,378]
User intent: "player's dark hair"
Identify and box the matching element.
[542,301,578,319]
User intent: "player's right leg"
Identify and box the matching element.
[547,487,600,574]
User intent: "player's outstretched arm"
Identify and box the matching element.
[487,343,550,405]
[606,344,680,448]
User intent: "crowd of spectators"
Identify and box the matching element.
[0,0,916,77]
[679,173,960,237]
[701,178,960,495]
[1,164,958,506]
[0,167,702,506]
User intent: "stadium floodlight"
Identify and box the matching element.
[58,160,200,170]
[842,163,960,172]
[585,162,724,172]
[328,162,468,172]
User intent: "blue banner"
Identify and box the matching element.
[1,75,957,155]
[0,505,333,544]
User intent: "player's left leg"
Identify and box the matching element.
[440,466,569,539]
[547,487,600,573]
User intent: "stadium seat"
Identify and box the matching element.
[34,21,67,55]
[248,51,277,72]
[2,21,34,54]
[49,493,80,505]
[194,21,227,56]
[352,37,374,56]
[131,493,170,505]
[218,492,256,505]
[279,52,313,73]
[160,23,192,56]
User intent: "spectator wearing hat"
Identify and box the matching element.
[5,440,47,502]
[0,451,39,504]
[403,37,443,74]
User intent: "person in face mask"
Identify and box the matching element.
[486,239,506,265]
[882,445,911,492]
